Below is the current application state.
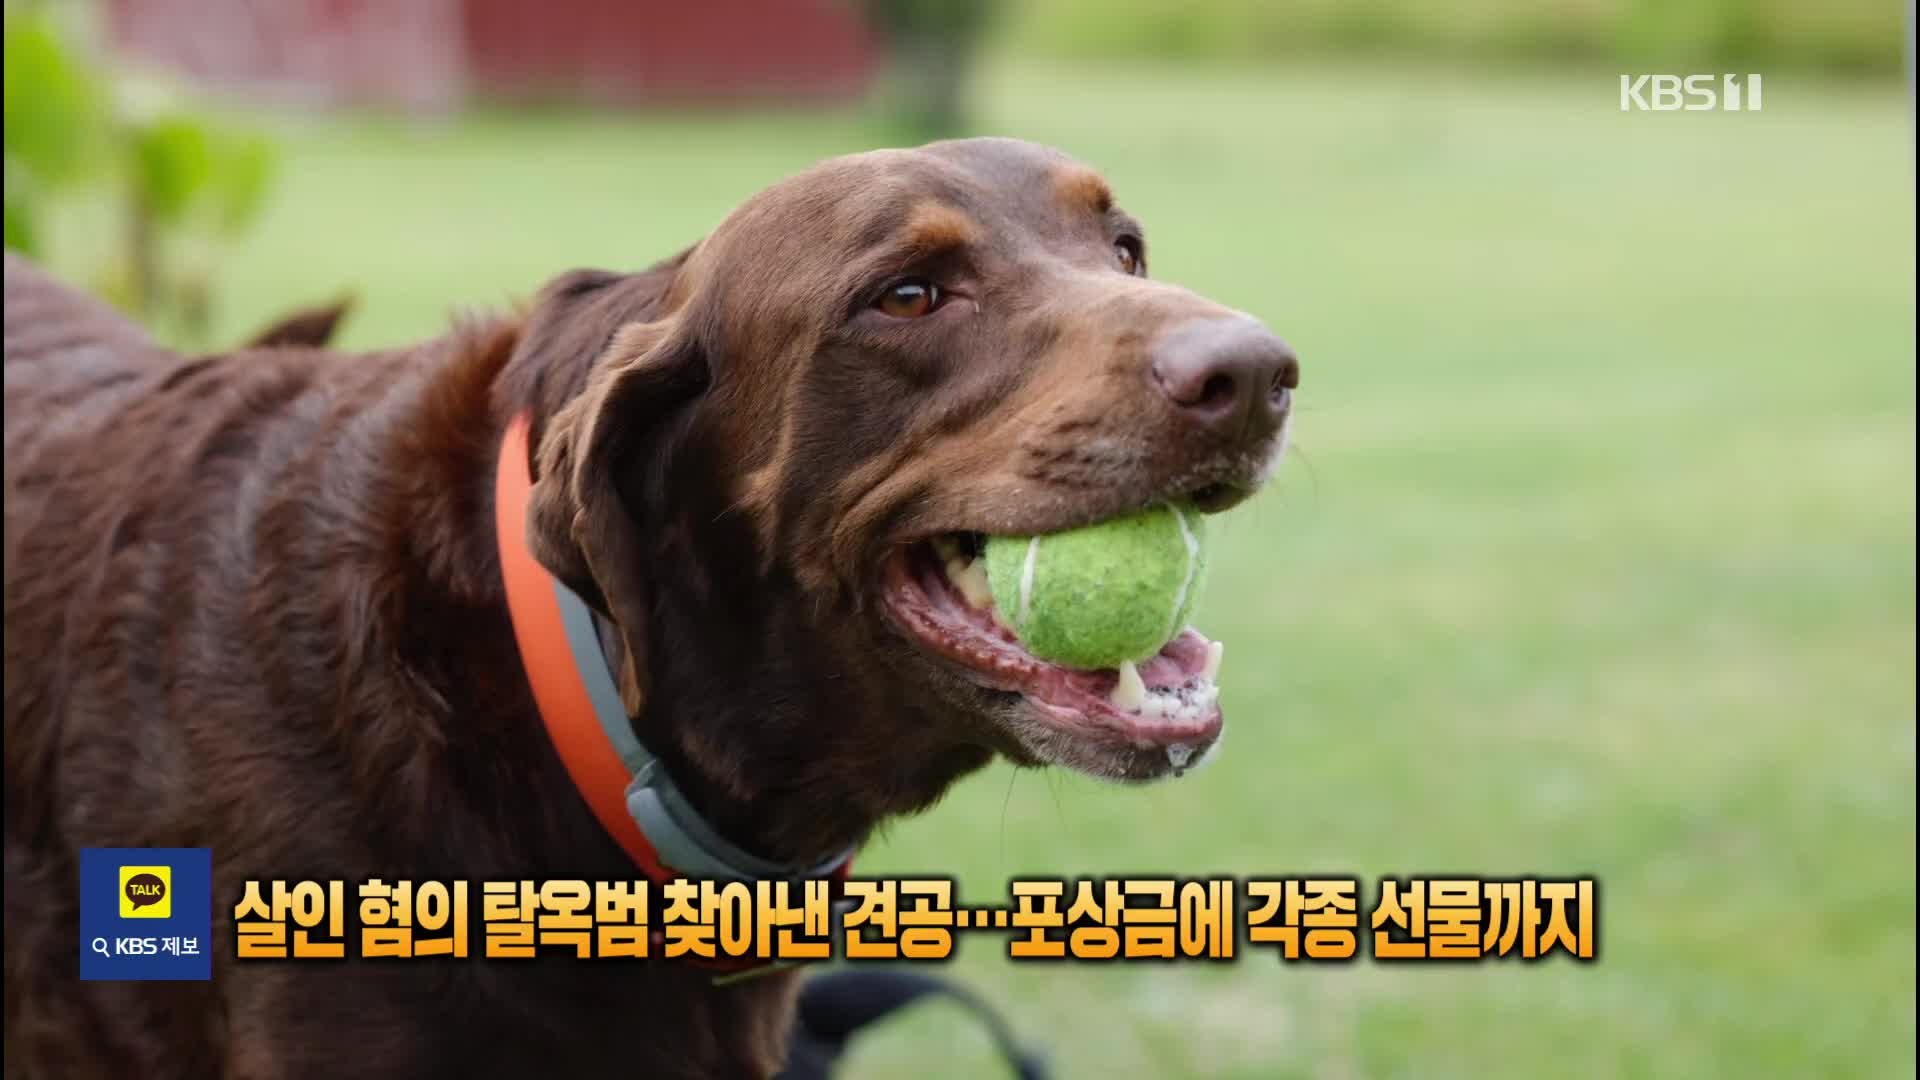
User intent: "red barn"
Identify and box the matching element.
[106,0,879,110]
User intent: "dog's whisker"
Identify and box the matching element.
[1000,766,1020,867]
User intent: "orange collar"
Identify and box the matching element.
[494,414,855,894]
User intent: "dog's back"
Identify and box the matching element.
[3,254,221,1075]
[2,255,462,1077]
[3,253,184,837]
[0,255,742,1079]
[5,251,171,457]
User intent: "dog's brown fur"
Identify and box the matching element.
[3,138,1294,1078]
[243,296,356,349]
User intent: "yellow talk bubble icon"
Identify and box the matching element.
[119,865,171,919]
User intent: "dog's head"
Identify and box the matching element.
[520,138,1295,855]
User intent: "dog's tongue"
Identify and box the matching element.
[1142,630,1215,685]
[1028,627,1223,734]
[1059,626,1205,684]
[888,542,1223,735]
[1051,629,1215,693]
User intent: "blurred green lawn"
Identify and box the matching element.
[192,59,1916,1077]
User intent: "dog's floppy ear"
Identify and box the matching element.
[526,317,708,715]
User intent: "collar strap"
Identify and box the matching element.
[494,414,855,892]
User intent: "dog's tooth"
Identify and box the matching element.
[946,557,994,610]
[1111,660,1147,712]
[1201,640,1224,683]
[1166,742,1194,769]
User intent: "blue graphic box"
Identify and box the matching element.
[80,847,213,980]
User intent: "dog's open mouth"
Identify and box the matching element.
[881,531,1224,766]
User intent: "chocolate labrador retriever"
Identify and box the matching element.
[3,137,1295,1078]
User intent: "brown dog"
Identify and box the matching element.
[2,137,1296,1078]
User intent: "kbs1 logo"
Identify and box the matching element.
[1619,74,1763,112]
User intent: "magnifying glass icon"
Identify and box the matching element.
[90,937,110,957]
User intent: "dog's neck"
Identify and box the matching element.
[382,313,889,871]
[496,409,855,880]
[386,275,995,873]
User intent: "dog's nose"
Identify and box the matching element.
[1149,317,1298,441]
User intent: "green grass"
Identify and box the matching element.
[131,58,1918,1077]
[1003,0,1906,76]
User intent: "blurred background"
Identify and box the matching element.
[6,0,1913,1075]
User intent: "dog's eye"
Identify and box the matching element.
[875,279,943,318]
[1115,238,1143,276]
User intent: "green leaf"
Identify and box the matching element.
[3,182,38,255]
[2,12,108,188]
[130,116,214,224]
[207,130,276,235]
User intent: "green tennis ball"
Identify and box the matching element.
[983,504,1209,670]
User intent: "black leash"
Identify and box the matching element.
[779,969,1049,1079]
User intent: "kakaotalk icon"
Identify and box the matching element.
[120,867,171,919]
